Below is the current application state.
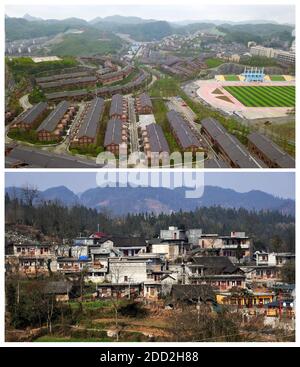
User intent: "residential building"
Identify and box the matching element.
[37,101,75,141]
[136,93,153,114]
[248,132,295,168]
[10,102,48,130]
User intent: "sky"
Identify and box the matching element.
[5,172,295,199]
[5,4,295,24]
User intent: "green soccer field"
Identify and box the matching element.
[224,75,240,81]
[223,85,295,107]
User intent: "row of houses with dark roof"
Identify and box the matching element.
[167,110,203,153]
[98,64,133,85]
[247,132,295,168]
[70,97,105,147]
[38,76,97,91]
[201,117,263,168]
[104,118,128,155]
[35,71,91,84]
[10,102,49,130]
[44,69,150,102]
[136,92,153,114]
[140,123,170,163]
[37,101,77,141]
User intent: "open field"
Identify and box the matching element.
[224,75,240,81]
[269,75,286,81]
[224,86,295,107]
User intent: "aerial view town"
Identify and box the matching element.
[5,171,295,342]
[4,4,295,168]
[2,3,296,349]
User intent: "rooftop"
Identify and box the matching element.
[77,98,104,139]
[248,132,295,168]
[201,117,261,168]
[104,118,124,146]
[146,123,170,154]
[15,102,48,125]
[37,100,70,133]
[167,110,201,149]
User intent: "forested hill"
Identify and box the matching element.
[5,194,295,253]
[5,185,295,216]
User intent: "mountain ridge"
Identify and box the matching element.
[5,185,295,217]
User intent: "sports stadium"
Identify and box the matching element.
[195,67,295,120]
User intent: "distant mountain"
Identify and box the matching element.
[100,15,155,24]
[5,17,90,41]
[40,186,79,206]
[5,15,294,43]
[23,13,43,22]
[5,185,295,216]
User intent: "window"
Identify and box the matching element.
[124,276,128,282]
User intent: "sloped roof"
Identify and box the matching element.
[167,110,201,149]
[78,97,104,139]
[104,118,123,146]
[171,284,216,302]
[43,281,73,295]
[37,100,70,132]
[201,117,261,168]
[190,256,240,275]
[16,102,48,125]
[248,132,295,168]
[146,123,170,154]
[109,94,124,117]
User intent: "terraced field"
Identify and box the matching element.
[224,86,295,107]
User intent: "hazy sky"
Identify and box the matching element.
[5,4,295,24]
[5,172,295,199]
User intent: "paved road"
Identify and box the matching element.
[128,96,139,153]
[6,145,102,168]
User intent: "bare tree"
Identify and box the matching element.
[21,184,39,207]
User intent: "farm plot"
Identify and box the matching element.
[224,86,295,107]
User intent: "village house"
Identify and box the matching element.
[10,241,56,275]
[185,256,246,291]
[96,283,142,299]
[216,288,275,308]
[241,264,280,283]
[43,281,77,302]
[255,251,295,267]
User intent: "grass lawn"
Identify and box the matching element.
[224,75,240,81]
[269,75,286,81]
[204,58,224,68]
[224,86,295,107]
[266,121,295,140]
